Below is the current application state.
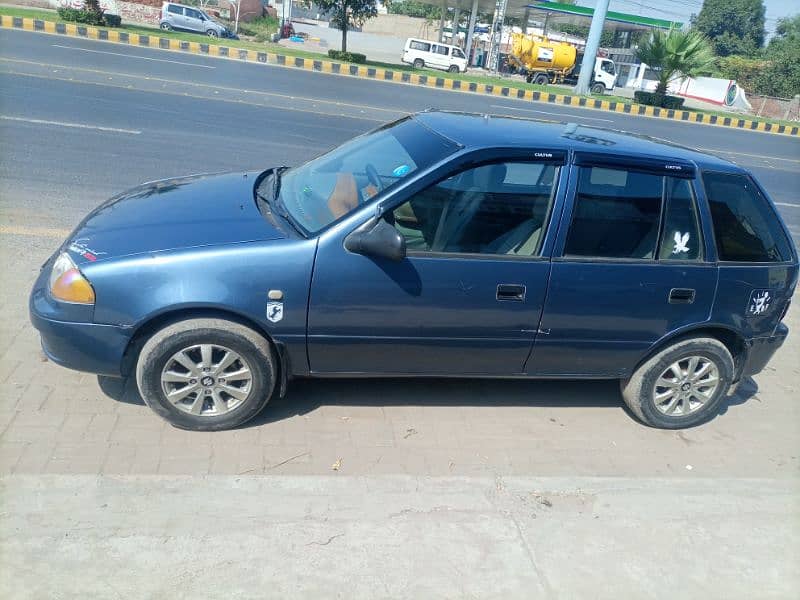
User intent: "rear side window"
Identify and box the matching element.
[565,166,705,261]
[433,45,449,56]
[658,178,703,260]
[167,4,182,14]
[703,172,792,262]
[564,167,663,259]
[409,40,430,52]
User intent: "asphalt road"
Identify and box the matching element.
[1,27,799,598]
[1,27,798,241]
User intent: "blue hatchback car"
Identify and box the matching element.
[30,112,798,430]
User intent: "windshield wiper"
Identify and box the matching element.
[256,167,306,237]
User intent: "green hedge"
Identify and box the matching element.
[56,6,104,25]
[104,13,121,27]
[634,91,685,110]
[327,50,367,64]
[56,7,121,27]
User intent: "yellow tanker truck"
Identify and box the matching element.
[509,33,617,94]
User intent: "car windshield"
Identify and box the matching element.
[260,117,459,235]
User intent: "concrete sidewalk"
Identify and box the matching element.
[2,475,797,599]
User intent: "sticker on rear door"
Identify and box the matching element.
[747,290,773,316]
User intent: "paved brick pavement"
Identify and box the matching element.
[1,233,799,481]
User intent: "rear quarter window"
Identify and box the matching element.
[703,172,792,262]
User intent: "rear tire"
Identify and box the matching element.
[136,318,276,431]
[534,73,549,85]
[160,22,173,31]
[620,337,733,429]
[413,58,425,69]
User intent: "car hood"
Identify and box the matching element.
[64,171,287,264]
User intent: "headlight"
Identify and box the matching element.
[49,252,95,304]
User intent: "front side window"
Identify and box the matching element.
[601,60,615,74]
[392,161,559,256]
[453,49,465,59]
[703,172,792,262]
[185,8,200,19]
[565,167,663,259]
[259,118,458,235]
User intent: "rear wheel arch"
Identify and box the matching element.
[631,326,746,379]
[121,308,290,393]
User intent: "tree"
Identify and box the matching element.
[636,28,716,96]
[313,0,380,52]
[754,14,800,97]
[692,0,765,57]
[387,0,441,20]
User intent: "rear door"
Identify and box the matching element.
[166,4,185,28]
[530,154,718,377]
[429,44,449,68]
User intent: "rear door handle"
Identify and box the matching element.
[669,288,696,304]
[497,284,526,302]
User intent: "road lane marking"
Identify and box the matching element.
[0,225,71,238]
[698,148,800,164]
[51,43,216,68]
[0,57,400,117]
[774,202,800,208]
[0,115,141,134]
[0,68,388,124]
[490,103,614,123]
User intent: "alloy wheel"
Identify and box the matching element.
[652,356,720,416]
[160,344,253,417]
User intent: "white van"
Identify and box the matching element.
[402,38,468,73]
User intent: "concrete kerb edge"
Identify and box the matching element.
[3,15,798,138]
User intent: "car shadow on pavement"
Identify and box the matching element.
[97,374,760,429]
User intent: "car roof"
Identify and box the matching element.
[414,110,739,170]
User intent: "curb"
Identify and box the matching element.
[2,15,798,137]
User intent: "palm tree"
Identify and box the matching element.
[636,28,716,99]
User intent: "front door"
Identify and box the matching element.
[184,7,204,32]
[308,157,565,375]
[531,155,718,377]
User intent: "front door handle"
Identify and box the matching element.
[497,284,526,302]
[669,288,696,304]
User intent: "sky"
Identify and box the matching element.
[579,0,797,35]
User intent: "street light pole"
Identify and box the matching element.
[574,0,610,96]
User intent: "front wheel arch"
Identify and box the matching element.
[121,307,290,394]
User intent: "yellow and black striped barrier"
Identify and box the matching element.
[2,15,798,137]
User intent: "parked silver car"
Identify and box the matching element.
[159,2,232,38]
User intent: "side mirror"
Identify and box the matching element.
[344,218,406,262]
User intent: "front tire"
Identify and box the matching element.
[207,29,219,37]
[413,58,424,69]
[136,318,276,431]
[591,82,606,95]
[621,337,733,429]
[448,65,459,73]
